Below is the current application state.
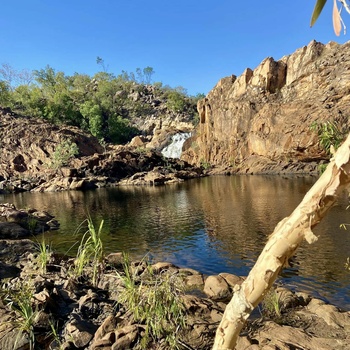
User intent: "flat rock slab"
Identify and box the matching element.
[0,222,29,239]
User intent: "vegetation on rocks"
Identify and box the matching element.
[0,63,202,146]
[310,119,347,173]
[116,254,187,349]
[310,120,346,156]
[72,217,105,287]
[50,139,79,170]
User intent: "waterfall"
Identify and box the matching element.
[161,132,191,159]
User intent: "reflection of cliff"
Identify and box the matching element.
[185,176,316,259]
[188,176,350,286]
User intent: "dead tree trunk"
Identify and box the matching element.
[212,134,350,350]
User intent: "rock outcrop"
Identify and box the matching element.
[0,108,202,193]
[0,203,59,238]
[127,84,195,151]
[182,40,350,174]
[0,244,349,350]
[0,107,103,179]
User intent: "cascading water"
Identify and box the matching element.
[161,132,191,159]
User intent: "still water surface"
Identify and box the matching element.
[2,175,350,309]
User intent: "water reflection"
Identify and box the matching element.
[1,175,349,309]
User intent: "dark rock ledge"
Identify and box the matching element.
[0,203,59,239]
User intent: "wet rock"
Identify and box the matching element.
[0,204,59,238]
[0,222,29,238]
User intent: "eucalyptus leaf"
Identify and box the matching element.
[310,0,328,26]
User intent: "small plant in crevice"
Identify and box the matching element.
[71,216,105,287]
[200,159,211,170]
[310,120,346,155]
[0,278,37,350]
[34,236,52,274]
[115,255,187,349]
[46,319,63,349]
[99,137,108,154]
[135,146,148,154]
[260,287,283,320]
[27,215,38,234]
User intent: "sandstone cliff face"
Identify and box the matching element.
[182,40,350,174]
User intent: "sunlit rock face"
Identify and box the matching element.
[182,40,350,174]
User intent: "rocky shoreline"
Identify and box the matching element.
[0,145,204,194]
[0,106,204,195]
[0,205,349,350]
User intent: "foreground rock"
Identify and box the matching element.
[182,40,350,174]
[0,203,59,238]
[0,242,349,350]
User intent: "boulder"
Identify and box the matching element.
[0,222,29,239]
[204,275,231,301]
[0,204,59,237]
[65,314,98,348]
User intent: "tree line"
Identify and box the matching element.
[0,62,204,145]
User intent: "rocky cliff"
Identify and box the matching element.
[122,84,195,151]
[181,40,350,174]
[0,107,201,193]
[0,107,103,180]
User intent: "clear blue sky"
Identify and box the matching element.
[1,1,348,95]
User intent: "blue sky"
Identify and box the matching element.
[1,1,348,95]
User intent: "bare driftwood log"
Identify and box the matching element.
[212,134,350,350]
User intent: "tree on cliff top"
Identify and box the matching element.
[212,3,350,349]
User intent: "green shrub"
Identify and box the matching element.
[50,139,79,169]
[34,236,51,274]
[0,278,37,350]
[261,288,283,319]
[310,120,345,155]
[200,159,211,170]
[166,90,187,113]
